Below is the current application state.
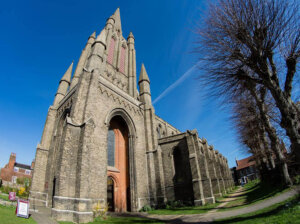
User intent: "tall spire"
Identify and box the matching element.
[70,32,95,89]
[90,31,96,39]
[128,31,134,40]
[139,63,150,83]
[61,62,73,84]
[138,63,151,105]
[127,31,137,98]
[112,8,122,34]
[53,62,73,105]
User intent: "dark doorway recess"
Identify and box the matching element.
[52,177,56,208]
[107,177,115,211]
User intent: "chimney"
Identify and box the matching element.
[31,160,35,169]
[8,153,16,169]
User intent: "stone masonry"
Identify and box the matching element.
[30,9,234,223]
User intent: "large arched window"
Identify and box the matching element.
[107,37,116,65]
[107,128,115,166]
[119,46,126,74]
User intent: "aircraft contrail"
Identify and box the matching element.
[153,63,199,105]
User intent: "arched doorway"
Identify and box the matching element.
[107,116,131,212]
[107,177,114,211]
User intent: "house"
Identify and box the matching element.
[235,156,259,184]
[0,153,34,186]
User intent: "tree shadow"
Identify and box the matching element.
[214,199,296,224]
[244,182,286,204]
[102,213,166,223]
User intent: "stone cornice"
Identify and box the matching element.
[158,132,186,145]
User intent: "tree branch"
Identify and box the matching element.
[284,56,297,99]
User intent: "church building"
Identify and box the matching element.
[30,9,234,223]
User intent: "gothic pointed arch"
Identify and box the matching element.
[105,108,137,212]
[105,108,136,137]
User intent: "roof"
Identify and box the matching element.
[14,162,32,170]
[236,156,256,171]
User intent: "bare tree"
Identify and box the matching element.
[197,0,300,161]
[232,92,293,185]
[244,81,292,185]
[232,95,274,170]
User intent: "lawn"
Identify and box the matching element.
[147,202,220,215]
[59,216,164,224]
[148,180,291,215]
[0,205,36,224]
[213,195,300,224]
[0,193,10,201]
[147,187,241,215]
[217,180,291,211]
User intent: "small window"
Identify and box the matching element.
[14,167,19,172]
[157,126,161,139]
[25,170,31,175]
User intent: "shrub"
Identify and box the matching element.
[166,200,184,209]
[93,201,108,219]
[16,177,24,185]
[293,175,300,185]
[0,186,18,194]
[139,205,153,212]
[17,187,29,198]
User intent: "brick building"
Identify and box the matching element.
[0,153,34,186]
[30,9,234,223]
[235,156,259,184]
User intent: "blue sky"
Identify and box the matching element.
[0,0,249,169]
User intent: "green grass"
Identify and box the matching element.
[0,205,36,224]
[147,180,291,215]
[147,185,242,215]
[148,202,220,215]
[59,216,164,224]
[213,195,300,224]
[217,180,290,211]
[0,194,10,201]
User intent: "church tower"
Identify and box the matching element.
[30,8,162,223]
[30,8,234,224]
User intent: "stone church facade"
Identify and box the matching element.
[30,9,234,223]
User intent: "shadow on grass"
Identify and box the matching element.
[213,196,299,224]
[217,181,287,210]
[162,196,299,224]
[245,181,286,203]
[147,203,221,215]
[97,214,165,224]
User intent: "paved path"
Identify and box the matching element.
[136,186,300,223]
[202,186,246,214]
[30,186,299,224]
[31,206,58,224]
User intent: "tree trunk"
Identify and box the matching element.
[268,86,300,163]
[261,107,292,186]
[259,126,276,169]
[249,87,293,186]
